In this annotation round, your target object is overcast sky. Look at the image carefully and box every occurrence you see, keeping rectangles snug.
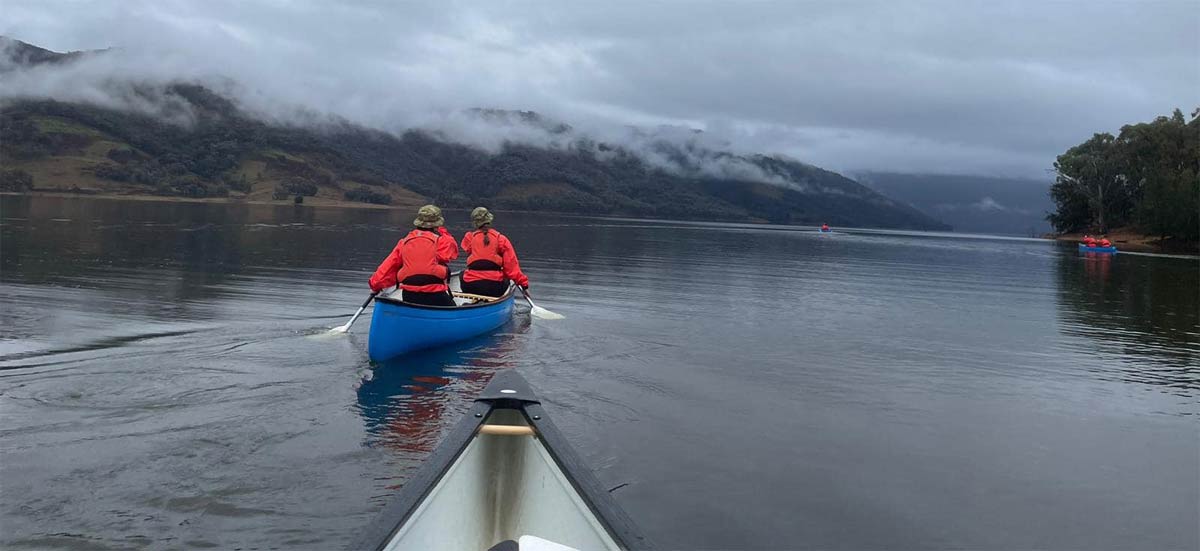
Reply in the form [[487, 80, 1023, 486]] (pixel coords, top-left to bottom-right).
[[3, 0, 1197, 178]]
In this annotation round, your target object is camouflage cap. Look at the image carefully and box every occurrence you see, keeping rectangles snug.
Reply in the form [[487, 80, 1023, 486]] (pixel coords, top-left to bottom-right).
[[413, 204, 444, 229], [470, 206, 494, 228]]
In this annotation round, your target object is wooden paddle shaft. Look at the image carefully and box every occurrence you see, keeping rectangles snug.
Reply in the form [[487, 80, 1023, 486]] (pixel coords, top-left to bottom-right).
[[478, 424, 535, 436]]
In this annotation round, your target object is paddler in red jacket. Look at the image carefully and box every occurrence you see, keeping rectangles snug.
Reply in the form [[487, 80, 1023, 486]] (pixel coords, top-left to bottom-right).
[[459, 207, 529, 298], [368, 205, 459, 306]]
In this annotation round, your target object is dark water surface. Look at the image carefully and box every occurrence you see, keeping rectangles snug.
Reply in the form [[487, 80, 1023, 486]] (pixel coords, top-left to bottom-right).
[[1, 196, 1197, 550]]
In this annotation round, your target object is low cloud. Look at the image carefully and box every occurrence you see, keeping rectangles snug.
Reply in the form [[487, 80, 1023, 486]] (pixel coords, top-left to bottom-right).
[[2, 1, 1195, 180], [935, 196, 1040, 215], [0, 43, 817, 187], [973, 197, 1006, 212]]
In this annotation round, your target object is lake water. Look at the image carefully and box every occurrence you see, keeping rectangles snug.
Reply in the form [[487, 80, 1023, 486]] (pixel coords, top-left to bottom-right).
[[1, 195, 1197, 550]]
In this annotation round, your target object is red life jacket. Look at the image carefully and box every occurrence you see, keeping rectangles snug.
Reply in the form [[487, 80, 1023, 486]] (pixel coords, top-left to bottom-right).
[[465, 229, 505, 282], [397, 230, 449, 292]]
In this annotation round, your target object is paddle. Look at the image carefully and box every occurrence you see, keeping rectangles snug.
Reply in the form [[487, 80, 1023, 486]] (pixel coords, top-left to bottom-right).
[[329, 291, 378, 334], [520, 287, 564, 320]]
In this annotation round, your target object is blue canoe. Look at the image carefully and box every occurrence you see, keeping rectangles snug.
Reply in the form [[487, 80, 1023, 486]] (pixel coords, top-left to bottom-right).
[[817, 228, 833, 233], [1079, 244, 1118, 254], [367, 273, 516, 362]]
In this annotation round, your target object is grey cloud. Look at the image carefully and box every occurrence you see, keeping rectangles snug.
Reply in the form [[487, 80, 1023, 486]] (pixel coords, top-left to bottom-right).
[[2, 0, 1195, 179]]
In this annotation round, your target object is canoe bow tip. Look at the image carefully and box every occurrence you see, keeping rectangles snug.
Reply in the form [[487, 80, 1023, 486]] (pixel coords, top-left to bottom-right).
[[477, 370, 540, 406]]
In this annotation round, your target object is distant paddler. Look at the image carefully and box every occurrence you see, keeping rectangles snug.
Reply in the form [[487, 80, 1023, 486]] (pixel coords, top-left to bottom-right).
[[821, 223, 830, 232], [459, 207, 530, 298], [368, 204, 460, 306]]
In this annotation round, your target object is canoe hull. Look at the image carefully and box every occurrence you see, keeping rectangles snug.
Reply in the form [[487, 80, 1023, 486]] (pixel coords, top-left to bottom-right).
[[1078, 244, 1117, 254], [367, 285, 515, 362], [351, 371, 649, 550]]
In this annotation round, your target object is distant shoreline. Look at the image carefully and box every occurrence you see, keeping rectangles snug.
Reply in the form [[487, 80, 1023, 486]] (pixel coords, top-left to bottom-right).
[[1, 189, 417, 210], [1044, 228, 1197, 254], [0, 190, 780, 227], [22, 191, 1186, 250]]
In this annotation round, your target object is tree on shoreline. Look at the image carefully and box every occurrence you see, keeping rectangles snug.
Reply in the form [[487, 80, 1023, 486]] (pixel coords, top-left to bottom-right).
[[1049, 133, 1129, 233], [1047, 108, 1199, 242]]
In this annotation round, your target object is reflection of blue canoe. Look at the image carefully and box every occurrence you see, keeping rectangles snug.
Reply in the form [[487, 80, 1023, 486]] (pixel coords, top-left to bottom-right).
[[1078, 244, 1117, 254], [368, 274, 516, 362], [357, 334, 521, 455], [351, 370, 648, 550]]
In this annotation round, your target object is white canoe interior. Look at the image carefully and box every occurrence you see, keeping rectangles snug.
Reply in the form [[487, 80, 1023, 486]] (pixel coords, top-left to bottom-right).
[[383, 409, 622, 551]]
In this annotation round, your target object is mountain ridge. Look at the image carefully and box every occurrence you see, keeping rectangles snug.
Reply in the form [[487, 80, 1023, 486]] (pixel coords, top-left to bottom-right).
[[0, 36, 102, 71], [0, 37, 950, 230], [857, 172, 1052, 235]]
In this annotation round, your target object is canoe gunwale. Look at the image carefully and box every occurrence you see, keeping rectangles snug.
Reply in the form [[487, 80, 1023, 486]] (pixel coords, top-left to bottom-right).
[[350, 399, 489, 551], [366, 273, 517, 360], [374, 289, 516, 311], [524, 400, 649, 549], [349, 371, 651, 550], [369, 271, 511, 309]]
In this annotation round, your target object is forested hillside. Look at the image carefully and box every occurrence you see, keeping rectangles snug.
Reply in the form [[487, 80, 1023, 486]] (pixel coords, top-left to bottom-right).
[[0, 37, 949, 229]]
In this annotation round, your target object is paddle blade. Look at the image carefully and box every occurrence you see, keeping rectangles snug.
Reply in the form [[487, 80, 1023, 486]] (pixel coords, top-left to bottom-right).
[[327, 298, 374, 335], [530, 305, 564, 320]]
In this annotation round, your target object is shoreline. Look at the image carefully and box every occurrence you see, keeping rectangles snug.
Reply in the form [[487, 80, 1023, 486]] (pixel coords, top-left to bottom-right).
[[0, 190, 857, 229], [0, 190, 421, 211], [1044, 228, 1197, 254], [11, 192, 1186, 251]]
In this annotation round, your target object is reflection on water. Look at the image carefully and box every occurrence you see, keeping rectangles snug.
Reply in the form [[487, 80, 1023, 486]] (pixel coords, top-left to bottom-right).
[[1057, 251, 1200, 394], [1, 196, 410, 294], [356, 328, 526, 460], [1, 196, 1197, 550]]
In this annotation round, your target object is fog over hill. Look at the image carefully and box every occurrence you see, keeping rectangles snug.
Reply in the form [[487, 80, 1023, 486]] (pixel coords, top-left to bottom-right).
[[3, 0, 1191, 233], [0, 38, 948, 230], [857, 173, 1055, 236], [4, 2, 1194, 179]]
